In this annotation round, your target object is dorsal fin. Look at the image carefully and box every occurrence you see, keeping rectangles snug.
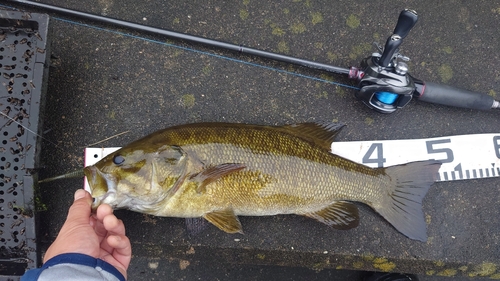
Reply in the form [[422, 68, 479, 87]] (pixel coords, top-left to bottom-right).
[[281, 122, 345, 151]]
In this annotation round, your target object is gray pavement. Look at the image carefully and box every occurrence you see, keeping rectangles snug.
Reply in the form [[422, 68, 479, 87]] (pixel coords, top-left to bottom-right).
[[2, 0, 499, 280]]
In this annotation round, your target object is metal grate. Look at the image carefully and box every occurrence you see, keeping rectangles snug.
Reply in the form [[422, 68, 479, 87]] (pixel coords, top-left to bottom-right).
[[0, 10, 49, 278]]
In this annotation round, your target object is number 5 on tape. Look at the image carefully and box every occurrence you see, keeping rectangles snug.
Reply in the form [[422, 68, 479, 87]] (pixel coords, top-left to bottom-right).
[[331, 134, 500, 182]]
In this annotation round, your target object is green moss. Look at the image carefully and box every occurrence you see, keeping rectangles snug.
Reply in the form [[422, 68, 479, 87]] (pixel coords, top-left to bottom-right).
[[316, 91, 328, 99], [437, 269, 457, 277], [283, 8, 290, 14], [181, 94, 195, 108], [336, 86, 346, 98], [290, 22, 307, 34], [373, 258, 396, 272], [327, 51, 338, 62], [240, 9, 249, 20], [242, 0, 250, 5], [173, 18, 180, 24], [346, 14, 360, 29], [362, 254, 374, 261], [107, 110, 116, 120], [442, 46, 453, 54], [468, 262, 497, 277], [488, 89, 497, 98], [425, 214, 432, 225], [319, 74, 334, 82], [426, 270, 436, 276], [312, 262, 325, 271], [277, 41, 290, 53], [202, 65, 213, 75], [434, 260, 445, 267], [364, 117, 374, 125], [490, 273, 500, 279], [352, 261, 364, 269], [438, 64, 453, 83], [34, 188, 48, 212], [349, 43, 371, 60], [272, 27, 286, 36], [310, 12, 323, 25]]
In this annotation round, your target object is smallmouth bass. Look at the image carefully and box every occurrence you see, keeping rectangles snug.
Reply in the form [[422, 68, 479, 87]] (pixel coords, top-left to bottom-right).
[[84, 122, 441, 241]]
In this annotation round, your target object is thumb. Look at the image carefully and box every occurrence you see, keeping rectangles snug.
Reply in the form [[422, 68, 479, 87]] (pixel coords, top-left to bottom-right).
[[65, 189, 92, 224]]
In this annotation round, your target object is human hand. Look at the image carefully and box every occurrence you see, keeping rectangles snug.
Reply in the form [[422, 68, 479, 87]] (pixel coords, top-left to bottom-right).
[[43, 189, 131, 279]]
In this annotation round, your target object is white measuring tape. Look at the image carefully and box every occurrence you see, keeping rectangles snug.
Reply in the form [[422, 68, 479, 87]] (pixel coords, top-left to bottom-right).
[[331, 133, 500, 181], [84, 133, 500, 191]]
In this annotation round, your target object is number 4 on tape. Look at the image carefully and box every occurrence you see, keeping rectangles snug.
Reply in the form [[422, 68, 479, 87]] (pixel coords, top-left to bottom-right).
[[331, 134, 500, 182]]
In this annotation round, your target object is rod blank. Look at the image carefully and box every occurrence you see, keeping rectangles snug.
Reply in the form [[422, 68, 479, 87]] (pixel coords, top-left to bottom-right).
[[9, 0, 350, 75]]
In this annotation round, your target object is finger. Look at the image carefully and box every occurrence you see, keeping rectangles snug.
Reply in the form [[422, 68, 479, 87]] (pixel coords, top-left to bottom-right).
[[92, 218, 108, 243], [64, 189, 93, 226], [94, 204, 113, 238], [106, 234, 132, 268], [96, 204, 113, 221], [103, 214, 126, 236], [107, 235, 132, 255]]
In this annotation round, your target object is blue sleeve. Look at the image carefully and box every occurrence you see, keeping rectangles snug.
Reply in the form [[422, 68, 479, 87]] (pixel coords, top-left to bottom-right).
[[21, 253, 125, 281]]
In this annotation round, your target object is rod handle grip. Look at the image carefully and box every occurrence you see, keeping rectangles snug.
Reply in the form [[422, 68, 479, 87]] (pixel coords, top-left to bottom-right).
[[415, 81, 495, 110]]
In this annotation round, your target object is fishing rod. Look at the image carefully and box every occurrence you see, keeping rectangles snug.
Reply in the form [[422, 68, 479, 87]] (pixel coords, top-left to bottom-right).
[[6, 1, 500, 114]]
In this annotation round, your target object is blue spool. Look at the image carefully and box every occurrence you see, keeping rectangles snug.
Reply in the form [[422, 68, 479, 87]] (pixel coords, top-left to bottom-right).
[[374, 91, 399, 105]]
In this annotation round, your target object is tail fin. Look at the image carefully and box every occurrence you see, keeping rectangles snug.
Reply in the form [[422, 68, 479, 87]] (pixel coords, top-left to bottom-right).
[[373, 160, 441, 242]]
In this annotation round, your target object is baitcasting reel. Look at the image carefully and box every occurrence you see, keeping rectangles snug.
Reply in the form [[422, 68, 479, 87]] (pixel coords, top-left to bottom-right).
[[350, 9, 418, 114], [349, 9, 499, 113]]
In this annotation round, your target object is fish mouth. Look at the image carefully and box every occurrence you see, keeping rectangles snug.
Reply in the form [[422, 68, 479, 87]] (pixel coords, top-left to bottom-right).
[[83, 166, 118, 209]]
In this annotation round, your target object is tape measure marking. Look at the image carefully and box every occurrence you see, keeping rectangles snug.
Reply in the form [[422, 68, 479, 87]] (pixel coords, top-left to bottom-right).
[[331, 133, 500, 181]]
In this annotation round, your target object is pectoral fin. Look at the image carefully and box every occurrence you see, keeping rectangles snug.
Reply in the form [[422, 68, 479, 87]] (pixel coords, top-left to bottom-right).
[[192, 163, 246, 193], [304, 201, 359, 230], [203, 209, 243, 234]]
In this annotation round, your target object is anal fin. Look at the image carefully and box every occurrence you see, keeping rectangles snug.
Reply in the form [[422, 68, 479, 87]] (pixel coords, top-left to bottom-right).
[[203, 209, 243, 234], [304, 201, 359, 230]]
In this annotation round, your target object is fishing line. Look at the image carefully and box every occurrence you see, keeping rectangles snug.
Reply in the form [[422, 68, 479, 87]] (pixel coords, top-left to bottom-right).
[[0, 3, 359, 91], [0, 111, 59, 146], [55, 17, 359, 90]]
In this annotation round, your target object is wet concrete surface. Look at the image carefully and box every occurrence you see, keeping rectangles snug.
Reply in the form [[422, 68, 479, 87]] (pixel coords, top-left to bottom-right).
[[2, 0, 499, 280]]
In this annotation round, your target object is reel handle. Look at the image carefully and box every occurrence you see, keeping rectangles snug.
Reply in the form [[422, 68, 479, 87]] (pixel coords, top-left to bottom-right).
[[378, 9, 418, 67], [378, 35, 403, 67], [393, 9, 418, 39]]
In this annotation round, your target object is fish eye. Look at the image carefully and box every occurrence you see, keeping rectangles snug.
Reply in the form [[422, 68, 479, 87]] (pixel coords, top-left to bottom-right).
[[113, 154, 125, 165]]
